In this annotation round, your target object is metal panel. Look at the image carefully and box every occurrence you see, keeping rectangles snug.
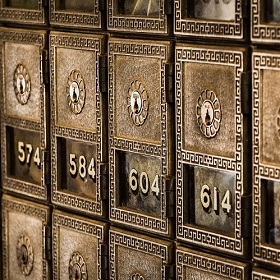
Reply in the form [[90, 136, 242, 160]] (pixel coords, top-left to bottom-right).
[[253, 50, 280, 267], [176, 44, 250, 257], [2, 195, 50, 279], [50, 31, 108, 217], [0, 0, 47, 25], [109, 227, 173, 279], [108, 38, 174, 236], [52, 210, 108, 279], [0, 28, 49, 200], [177, 246, 250, 279], [174, 0, 246, 39], [50, 0, 103, 29], [107, 0, 169, 34], [252, 268, 280, 280]]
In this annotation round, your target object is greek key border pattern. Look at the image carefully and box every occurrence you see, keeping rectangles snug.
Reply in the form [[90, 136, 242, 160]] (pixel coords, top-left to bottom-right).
[[251, 0, 280, 43], [252, 270, 280, 280], [52, 212, 104, 279], [50, 33, 104, 217], [2, 196, 48, 279], [176, 248, 246, 280], [176, 46, 244, 254], [174, 0, 243, 38], [108, 0, 167, 33], [109, 229, 169, 279], [50, 0, 101, 28], [108, 40, 170, 235], [0, 29, 47, 200], [253, 52, 280, 265], [0, 1, 45, 24]]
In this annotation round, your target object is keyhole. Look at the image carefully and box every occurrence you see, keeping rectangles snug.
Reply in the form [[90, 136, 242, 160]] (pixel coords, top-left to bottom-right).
[[72, 87, 77, 103], [134, 96, 139, 113], [19, 80, 24, 94], [20, 245, 28, 265], [205, 109, 211, 125], [75, 269, 79, 280]]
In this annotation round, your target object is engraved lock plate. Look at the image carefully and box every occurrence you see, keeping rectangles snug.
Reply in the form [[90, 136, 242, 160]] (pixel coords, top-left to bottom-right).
[[52, 210, 107, 279], [174, 0, 246, 39], [50, 31, 107, 217], [177, 246, 249, 280], [50, 0, 103, 29], [251, 0, 280, 43], [108, 38, 174, 236], [0, 0, 47, 25], [0, 28, 49, 200], [2, 195, 50, 279], [107, 0, 169, 34], [109, 227, 173, 280], [252, 51, 280, 267], [252, 268, 280, 280], [176, 44, 250, 256]]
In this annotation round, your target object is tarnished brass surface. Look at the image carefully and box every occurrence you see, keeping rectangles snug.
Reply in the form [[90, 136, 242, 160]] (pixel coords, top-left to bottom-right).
[[252, 268, 280, 280]]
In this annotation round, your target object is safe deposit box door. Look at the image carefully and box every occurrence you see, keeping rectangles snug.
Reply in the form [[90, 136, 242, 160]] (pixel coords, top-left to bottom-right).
[[2, 195, 51, 279], [52, 210, 108, 279], [252, 51, 280, 267], [177, 246, 250, 279], [176, 44, 251, 257], [252, 268, 280, 280], [0, 0, 47, 25], [0, 28, 49, 200], [109, 228, 173, 279], [107, 0, 170, 34], [109, 38, 174, 236], [251, 0, 280, 43], [50, 0, 104, 30], [174, 0, 248, 39], [50, 31, 107, 217]]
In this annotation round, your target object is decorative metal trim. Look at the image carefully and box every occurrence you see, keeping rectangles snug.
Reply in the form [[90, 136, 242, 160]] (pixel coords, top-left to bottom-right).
[[131, 273, 145, 280], [69, 252, 88, 280], [14, 64, 31, 105]]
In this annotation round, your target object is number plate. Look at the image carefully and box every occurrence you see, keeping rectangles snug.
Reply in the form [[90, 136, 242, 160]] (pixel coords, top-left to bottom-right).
[[109, 38, 174, 236], [109, 228, 173, 279], [50, 0, 102, 29], [0, 0, 47, 24], [252, 0, 280, 43], [176, 44, 250, 256], [2, 195, 50, 279], [253, 51, 280, 267], [252, 268, 280, 280], [52, 210, 107, 279], [0, 28, 48, 200], [50, 31, 107, 217], [177, 246, 249, 279], [108, 0, 169, 34], [174, 0, 246, 39]]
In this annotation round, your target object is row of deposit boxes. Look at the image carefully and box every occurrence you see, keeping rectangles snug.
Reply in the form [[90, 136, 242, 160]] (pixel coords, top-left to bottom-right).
[[1, 24, 280, 278], [2, 0, 280, 43]]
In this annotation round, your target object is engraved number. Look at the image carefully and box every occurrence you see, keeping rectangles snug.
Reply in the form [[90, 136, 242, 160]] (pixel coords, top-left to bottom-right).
[[17, 141, 40, 168], [88, 158, 96, 181], [18, 141, 25, 163], [200, 185, 232, 214], [33, 147, 41, 167], [129, 169, 160, 198], [78, 155, 87, 179]]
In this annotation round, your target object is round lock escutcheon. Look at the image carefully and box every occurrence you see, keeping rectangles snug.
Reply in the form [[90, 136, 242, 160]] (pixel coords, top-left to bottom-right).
[[66, 69, 86, 114], [127, 79, 149, 126], [131, 273, 145, 280], [69, 252, 88, 280], [14, 64, 31, 105], [16, 235, 34, 276], [196, 89, 222, 138]]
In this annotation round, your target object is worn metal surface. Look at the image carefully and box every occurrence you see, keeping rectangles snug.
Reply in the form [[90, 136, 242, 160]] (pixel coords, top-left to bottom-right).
[[2, 195, 50, 279], [0, 28, 49, 200], [253, 51, 280, 267], [109, 38, 174, 236], [50, 31, 107, 217], [176, 44, 250, 256], [252, 268, 280, 280], [52, 210, 107, 280]]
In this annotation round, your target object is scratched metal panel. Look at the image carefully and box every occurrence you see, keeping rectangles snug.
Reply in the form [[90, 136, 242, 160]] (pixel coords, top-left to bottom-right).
[[108, 38, 174, 236], [52, 210, 107, 280], [0, 0, 47, 25], [50, 31, 107, 217], [177, 246, 250, 280], [107, 0, 169, 34], [253, 51, 280, 267], [251, 0, 280, 44], [109, 227, 173, 279], [50, 0, 103, 29], [0, 28, 49, 200], [252, 268, 280, 280], [176, 44, 250, 257], [174, 0, 246, 39], [2, 195, 50, 279]]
